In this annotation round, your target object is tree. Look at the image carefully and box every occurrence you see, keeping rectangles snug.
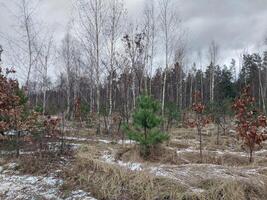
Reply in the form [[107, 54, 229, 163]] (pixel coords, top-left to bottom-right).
[[186, 91, 210, 163], [4, 0, 45, 89], [105, 0, 125, 134], [165, 102, 181, 131], [124, 95, 169, 157], [233, 86, 267, 162], [0, 66, 40, 157], [60, 32, 74, 118], [36, 34, 54, 115], [143, 0, 156, 95], [158, 0, 180, 126], [208, 40, 219, 103], [122, 30, 145, 110], [77, 0, 107, 134], [206, 99, 233, 145]]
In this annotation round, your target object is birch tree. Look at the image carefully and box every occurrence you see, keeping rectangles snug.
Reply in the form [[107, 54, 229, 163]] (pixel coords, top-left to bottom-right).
[[104, 0, 125, 133], [35, 34, 54, 115], [60, 32, 74, 118], [122, 28, 145, 109], [14, 0, 42, 88], [143, 0, 157, 95], [77, 0, 107, 133], [158, 0, 180, 125], [208, 40, 219, 103]]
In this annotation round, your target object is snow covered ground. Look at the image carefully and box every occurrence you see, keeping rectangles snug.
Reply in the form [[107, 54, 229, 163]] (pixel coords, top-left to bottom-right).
[[99, 148, 267, 193], [0, 163, 97, 200], [1, 134, 267, 199]]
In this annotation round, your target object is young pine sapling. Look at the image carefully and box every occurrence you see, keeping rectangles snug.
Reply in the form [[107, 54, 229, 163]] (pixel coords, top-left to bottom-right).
[[124, 95, 169, 157]]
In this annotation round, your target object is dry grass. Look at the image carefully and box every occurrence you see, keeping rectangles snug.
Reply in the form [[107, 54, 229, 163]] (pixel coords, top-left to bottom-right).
[[62, 152, 187, 200], [116, 145, 187, 165], [63, 146, 267, 200], [196, 179, 267, 200], [16, 151, 74, 175], [179, 178, 267, 200]]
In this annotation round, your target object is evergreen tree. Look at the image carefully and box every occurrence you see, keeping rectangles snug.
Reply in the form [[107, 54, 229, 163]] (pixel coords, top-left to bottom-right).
[[124, 95, 169, 157]]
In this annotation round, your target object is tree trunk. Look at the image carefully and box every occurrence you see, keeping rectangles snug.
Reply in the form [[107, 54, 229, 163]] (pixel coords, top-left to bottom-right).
[[16, 131, 21, 158], [132, 71, 136, 109], [198, 126, 203, 163], [210, 63, 214, 103], [249, 148, 253, 163], [258, 67, 266, 113], [189, 74, 193, 106], [161, 70, 167, 129], [216, 124, 220, 145]]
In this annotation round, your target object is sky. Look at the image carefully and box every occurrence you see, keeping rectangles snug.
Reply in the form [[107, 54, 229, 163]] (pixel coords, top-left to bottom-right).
[[0, 0, 267, 80]]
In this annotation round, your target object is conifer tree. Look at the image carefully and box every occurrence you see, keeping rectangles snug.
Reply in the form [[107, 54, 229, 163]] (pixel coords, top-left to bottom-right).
[[125, 95, 169, 157]]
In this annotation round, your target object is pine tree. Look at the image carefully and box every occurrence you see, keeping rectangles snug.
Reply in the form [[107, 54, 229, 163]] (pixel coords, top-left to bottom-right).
[[124, 95, 169, 157]]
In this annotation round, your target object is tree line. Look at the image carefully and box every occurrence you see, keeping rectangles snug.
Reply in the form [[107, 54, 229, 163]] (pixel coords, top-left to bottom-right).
[[1, 0, 267, 132]]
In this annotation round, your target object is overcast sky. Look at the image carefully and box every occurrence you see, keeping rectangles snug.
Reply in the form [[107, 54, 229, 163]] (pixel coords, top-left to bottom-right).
[[1, 0, 267, 75]]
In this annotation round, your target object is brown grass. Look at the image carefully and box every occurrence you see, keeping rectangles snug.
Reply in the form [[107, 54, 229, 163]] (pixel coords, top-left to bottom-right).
[[62, 153, 187, 200], [17, 151, 73, 175], [198, 179, 267, 200], [116, 145, 186, 165]]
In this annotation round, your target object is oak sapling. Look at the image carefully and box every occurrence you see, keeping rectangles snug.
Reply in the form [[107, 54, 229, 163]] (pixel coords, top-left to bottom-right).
[[0, 66, 61, 156], [186, 91, 210, 163], [206, 99, 233, 145], [233, 86, 267, 162]]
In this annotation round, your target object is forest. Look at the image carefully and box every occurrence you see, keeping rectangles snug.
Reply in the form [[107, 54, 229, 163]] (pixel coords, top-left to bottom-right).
[[1, 0, 267, 200]]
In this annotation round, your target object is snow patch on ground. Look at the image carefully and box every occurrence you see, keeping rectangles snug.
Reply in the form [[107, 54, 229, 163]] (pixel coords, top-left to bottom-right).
[[117, 140, 136, 144], [64, 136, 137, 145], [0, 174, 63, 200], [101, 151, 142, 171], [0, 164, 97, 200], [65, 190, 97, 200], [63, 137, 112, 144]]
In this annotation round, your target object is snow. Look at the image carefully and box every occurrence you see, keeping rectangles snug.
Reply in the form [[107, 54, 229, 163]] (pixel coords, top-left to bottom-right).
[[97, 139, 112, 144], [63, 137, 112, 144], [64, 136, 89, 142], [117, 161, 142, 171], [0, 174, 62, 200], [101, 151, 142, 171], [3, 130, 30, 136], [117, 140, 136, 144], [190, 187, 205, 193], [65, 190, 97, 200], [0, 164, 98, 200], [64, 136, 137, 145]]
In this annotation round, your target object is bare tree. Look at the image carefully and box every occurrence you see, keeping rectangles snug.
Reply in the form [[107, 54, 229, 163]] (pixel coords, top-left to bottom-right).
[[60, 32, 74, 118], [122, 27, 145, 109], [104, 0, 125, 133], [158, 0, 180, 125], [197, 50, 204, 102], [16, 0, 42, 88], [77, 0, 107, 133], [34, 33, 54, 115], [208, 40, 219, 103], [174, 39, 186, 110], [143, 0, 157, 95]]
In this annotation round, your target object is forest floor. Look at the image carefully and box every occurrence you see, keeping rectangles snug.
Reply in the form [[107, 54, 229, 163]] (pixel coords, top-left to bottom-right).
[[1, 124, 267, 200]]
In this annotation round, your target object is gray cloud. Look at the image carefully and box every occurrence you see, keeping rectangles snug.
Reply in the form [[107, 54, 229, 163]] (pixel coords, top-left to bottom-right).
[[1, 0, 267, 69], [178, 0, 267, 65]]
